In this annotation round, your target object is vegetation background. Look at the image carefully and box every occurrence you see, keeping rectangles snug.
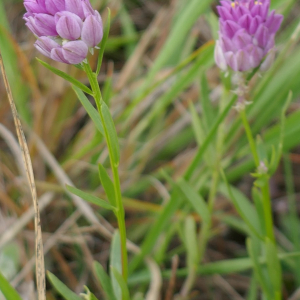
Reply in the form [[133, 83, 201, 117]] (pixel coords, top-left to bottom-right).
[[1, 0, 300, 299]]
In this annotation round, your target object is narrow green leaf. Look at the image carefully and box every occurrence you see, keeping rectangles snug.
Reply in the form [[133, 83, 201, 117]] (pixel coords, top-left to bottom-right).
[[72, 85, 104, 135], [110, 231, 122, 300], [66, 185, 115, 211], [129, 188, 183, 273], [219, 176, 263, 240], [200, 72, 215, 131], [128, 251, 300, 285], [101, 102, 120, 165], [184, 216, 199, 271], [0, 271, 22, 300], [37, 59, 93, 95], [94, 262, 117, 300], [265, 239, 282, 295], [97, 8, 111, 75], [177, 178, 210, 225], [247, 239, 272, 299], [189, 102, 206, 147], [111, 267, 131, 300], [47, 271, 82, 300], [98, 164, 116, 207]]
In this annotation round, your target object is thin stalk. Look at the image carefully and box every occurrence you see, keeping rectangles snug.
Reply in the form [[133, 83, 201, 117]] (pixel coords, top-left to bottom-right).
[[261, 181, 275, 243], [239, 109, 259, 167], [83, 62, 128, 282], [239, 108, 275, 245]]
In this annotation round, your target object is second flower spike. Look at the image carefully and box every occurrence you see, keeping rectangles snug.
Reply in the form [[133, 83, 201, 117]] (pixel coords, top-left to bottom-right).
[[214, 0, 283, 72]]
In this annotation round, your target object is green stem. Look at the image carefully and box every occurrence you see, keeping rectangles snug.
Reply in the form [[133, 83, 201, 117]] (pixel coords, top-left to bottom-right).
[[240, 108, 275, 244], [239, 109, 259, 167], [261, 180, 275, 243], [83, 62, 128, 282]]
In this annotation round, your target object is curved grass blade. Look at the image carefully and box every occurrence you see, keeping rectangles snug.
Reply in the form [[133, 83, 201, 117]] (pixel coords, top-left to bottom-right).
[[66, 185, 115, 211], [47, 271, 81, 300], [0, 271, 22, 300]]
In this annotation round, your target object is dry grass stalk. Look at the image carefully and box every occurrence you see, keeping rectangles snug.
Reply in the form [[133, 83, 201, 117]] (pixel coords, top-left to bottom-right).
[[0, 52, 46, 300]]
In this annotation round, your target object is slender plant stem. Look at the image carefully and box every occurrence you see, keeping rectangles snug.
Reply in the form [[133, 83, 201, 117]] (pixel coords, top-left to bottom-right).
[[240, 108, 275, 244], [240, 109, 259, 167], [261, 181, 275, 243], [83, 62, 128, 282]]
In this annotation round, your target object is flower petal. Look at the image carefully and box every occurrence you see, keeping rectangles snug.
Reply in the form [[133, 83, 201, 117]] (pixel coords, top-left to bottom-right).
[[45, 0, 65, 15], [56, 15, 82, 40], [51, 47, 70, 63], [81, 15, 103, 47], [35, 14, 58, 36], [35, 36, 60, 57], [214, 40, 227, 71], [65, 0, 84, 19], [62, 40, 88, 64]]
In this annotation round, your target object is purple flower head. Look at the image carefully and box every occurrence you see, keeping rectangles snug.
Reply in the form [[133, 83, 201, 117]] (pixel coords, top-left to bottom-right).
[[24, 0, 103, 64], [215, 0, 283, 72]]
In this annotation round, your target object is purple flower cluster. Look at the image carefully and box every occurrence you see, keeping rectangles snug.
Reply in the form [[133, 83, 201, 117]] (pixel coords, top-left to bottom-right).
[[24, 0, 103, 64], [215, 0, 283, 72]]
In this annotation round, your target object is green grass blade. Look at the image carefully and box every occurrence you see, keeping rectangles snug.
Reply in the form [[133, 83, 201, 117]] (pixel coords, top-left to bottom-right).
[[129, 188, 183, 273], [111, 267, 131, 300], [47, 271, 82, 300], [0, 271, 22, 300], [94, 262, 117, 300], [66, 185, 115, 210], [177, 178, 210, 225]]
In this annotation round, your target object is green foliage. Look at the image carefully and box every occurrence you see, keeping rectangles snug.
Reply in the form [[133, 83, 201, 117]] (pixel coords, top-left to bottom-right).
[[47, 271, 82, 300], [66, 184, 115, 211], [94, 262, 117, 300], [0, 271, 22, 300], [110, 231, 122, 300], [98, 164, 117, 207]]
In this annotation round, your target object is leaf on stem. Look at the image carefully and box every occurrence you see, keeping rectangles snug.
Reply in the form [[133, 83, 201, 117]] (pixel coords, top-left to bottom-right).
[[98, 164, 117, 207], [110, 231, 122, 300], [72, 85, 104, 135], [101, 102, 120, 165], [37, 59, 93, 95], [66, 185, 115, 211]]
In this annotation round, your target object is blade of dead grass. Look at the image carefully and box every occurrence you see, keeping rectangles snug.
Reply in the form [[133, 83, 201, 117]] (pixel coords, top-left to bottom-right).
[[0, 52, 46, 299]]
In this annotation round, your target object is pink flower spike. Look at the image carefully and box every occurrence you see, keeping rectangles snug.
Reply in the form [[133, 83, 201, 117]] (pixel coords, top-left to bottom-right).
[[215, 0, 283, 72]]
